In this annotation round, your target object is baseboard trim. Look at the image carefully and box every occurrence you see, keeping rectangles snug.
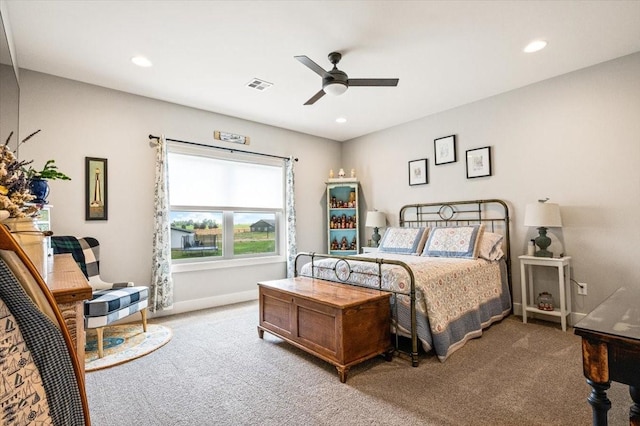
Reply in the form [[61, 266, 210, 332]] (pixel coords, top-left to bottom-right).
[[148, 289, 259, 319]]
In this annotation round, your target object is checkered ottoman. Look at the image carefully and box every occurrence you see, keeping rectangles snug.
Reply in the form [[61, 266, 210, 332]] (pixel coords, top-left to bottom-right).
[[85, 286, 149, 329]]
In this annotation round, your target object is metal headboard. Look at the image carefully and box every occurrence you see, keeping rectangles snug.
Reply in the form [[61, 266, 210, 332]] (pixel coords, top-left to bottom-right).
[[399, 199, 512, 295]]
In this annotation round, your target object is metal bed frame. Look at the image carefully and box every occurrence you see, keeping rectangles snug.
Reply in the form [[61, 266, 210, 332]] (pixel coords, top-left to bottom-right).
[[399, 199, 512, 293], [295, 199, 512, 367]]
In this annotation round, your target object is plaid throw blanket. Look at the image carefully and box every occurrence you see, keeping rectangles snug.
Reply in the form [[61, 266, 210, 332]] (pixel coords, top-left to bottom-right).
[[51, 236, 88, 277]]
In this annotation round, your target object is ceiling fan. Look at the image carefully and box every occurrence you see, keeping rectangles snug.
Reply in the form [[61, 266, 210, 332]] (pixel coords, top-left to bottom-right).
[[294, 52, 399, 105]]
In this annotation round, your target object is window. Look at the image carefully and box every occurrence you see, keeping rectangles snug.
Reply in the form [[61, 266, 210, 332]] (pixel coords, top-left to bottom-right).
[[168, 143, 284, 262]]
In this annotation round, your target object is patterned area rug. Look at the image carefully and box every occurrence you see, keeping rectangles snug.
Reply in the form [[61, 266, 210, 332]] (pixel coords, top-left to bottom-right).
[[85, 324, 172, 372]]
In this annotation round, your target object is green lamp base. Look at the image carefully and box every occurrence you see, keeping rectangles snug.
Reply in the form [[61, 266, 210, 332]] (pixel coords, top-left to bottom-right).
[[371, 228, 381, 247], [534, 227, 553, 257], [534, 249, 553, 258]]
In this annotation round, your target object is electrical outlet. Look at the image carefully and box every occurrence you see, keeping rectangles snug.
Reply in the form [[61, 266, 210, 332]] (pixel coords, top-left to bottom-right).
[[578, 282, 588, 295]]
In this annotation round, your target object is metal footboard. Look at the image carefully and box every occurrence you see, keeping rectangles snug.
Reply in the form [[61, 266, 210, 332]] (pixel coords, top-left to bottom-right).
[[295, 252, 420, 367]]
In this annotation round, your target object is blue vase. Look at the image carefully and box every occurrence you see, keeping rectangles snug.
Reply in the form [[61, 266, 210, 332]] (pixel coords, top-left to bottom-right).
[[29, 178, 50, 204]]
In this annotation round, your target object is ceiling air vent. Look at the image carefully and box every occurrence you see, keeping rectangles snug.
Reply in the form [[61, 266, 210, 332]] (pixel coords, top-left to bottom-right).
[[246, 78, 273, 91]]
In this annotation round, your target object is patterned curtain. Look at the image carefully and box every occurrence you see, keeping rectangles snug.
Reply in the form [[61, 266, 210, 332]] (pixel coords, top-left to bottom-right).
[[285, 157, 297, 278], [150, 135, 174, 312]]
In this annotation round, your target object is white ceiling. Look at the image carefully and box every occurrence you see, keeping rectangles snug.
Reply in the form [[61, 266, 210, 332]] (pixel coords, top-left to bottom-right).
[[5, 0, 640, 142]]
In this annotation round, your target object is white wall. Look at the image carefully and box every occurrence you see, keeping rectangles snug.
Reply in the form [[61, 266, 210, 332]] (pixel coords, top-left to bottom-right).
[[18, 70, 340, 314], [17, 52, 640, 318], [343, 52, 640, 315]]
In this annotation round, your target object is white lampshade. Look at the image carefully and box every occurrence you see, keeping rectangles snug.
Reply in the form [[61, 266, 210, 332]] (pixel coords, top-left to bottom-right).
[[324, 81, 348, 96], [524, 202, 562, 227], [365, 211, 386, 228]]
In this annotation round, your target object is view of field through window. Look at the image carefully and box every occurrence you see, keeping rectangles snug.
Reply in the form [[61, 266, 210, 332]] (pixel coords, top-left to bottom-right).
[[170, 211, 276, 259]]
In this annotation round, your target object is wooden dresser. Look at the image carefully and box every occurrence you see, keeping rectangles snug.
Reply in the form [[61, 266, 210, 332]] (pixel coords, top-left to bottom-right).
[[46, 253, 92, 375], [258, 277, 392, 383]]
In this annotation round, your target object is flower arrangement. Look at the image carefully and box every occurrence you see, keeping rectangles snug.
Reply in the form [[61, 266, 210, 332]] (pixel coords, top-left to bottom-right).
[[0, 130, 42, 218]]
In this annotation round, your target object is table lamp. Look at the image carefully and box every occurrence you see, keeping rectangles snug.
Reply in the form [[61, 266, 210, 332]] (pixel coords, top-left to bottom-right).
[[365, 211, 386, 247], [524, 200, 562, 257]]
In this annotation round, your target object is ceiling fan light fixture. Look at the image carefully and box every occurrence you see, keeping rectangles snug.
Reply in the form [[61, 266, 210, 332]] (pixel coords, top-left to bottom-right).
[[324, 81, 348, 96], [295, 52, 398, 105]]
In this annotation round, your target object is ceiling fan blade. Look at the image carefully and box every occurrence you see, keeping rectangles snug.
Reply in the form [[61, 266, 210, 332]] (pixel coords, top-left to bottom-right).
[[348, 78, 399, 87], [304, 89, 326, 105], [295, 55, 330, 79]]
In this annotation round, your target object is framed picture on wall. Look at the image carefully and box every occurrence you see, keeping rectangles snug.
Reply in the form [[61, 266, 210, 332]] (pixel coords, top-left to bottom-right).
[[434, 135, 456, 165], [85, 157, 108, 220], [465, 146, 492, 178], [408, 158, 428, 186]]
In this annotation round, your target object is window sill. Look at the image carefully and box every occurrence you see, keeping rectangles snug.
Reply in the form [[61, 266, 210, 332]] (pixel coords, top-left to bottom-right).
[[171, 255, 286, 274]]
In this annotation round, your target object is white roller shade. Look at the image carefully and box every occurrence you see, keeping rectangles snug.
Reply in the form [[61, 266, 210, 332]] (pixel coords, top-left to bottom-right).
[[168, 152, 283, 209]]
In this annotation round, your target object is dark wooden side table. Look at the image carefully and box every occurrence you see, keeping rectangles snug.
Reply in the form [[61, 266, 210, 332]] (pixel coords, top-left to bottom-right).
[[574, 287, 640, 426]]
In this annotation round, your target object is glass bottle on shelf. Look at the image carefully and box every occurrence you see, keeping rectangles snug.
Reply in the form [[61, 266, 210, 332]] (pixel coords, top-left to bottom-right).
[[537, 292, 554, 311]]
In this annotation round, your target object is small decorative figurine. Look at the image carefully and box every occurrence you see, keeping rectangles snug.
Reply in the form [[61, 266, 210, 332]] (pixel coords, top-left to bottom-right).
[[341, 236, 348, 250], [351, 169, 356, 178], [338, 168, 345, 178], [332, 237, 339, 250], [329, 169, 334, 179]]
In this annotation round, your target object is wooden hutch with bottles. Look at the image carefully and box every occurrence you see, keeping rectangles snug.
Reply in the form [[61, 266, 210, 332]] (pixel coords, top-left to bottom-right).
[[327, 179, 359, 255]]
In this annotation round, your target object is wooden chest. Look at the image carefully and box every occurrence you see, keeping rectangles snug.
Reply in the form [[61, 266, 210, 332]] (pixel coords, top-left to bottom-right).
[[257, 277, 392, 383]]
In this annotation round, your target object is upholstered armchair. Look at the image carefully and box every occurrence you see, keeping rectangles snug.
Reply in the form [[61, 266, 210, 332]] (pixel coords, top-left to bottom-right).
[[51, 236, 149, 358], [0, 224, 90, 425]]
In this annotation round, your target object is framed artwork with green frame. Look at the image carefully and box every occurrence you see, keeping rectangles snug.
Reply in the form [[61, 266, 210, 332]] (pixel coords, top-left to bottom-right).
[[85, 157, 108, 220]]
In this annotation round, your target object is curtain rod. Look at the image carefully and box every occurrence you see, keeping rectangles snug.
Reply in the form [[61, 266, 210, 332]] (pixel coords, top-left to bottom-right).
[[148, 134, 298, 162]]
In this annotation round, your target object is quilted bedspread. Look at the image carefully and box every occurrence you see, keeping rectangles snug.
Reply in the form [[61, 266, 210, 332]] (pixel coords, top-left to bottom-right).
[[299, 253, 511, 361]]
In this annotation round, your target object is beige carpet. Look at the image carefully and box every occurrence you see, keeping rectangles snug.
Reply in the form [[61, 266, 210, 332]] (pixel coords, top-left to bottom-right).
[[85, 301, 632, 425]]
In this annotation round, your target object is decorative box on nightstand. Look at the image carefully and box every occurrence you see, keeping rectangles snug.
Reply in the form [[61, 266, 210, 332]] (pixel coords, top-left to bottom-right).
[[361, 246, 378, 254], [519, 255, 572, 331]]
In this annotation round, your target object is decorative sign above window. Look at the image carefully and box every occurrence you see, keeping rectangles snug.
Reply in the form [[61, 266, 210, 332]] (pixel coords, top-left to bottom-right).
[[214, 130, 250, 145]]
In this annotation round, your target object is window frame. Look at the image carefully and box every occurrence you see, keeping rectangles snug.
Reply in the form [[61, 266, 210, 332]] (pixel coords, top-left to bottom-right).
[[167, 143, 286, 267]]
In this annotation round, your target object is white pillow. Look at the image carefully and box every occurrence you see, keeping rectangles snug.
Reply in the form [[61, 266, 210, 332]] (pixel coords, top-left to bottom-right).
[[477, 232, 504, 261], [422, 224, 484, 259]]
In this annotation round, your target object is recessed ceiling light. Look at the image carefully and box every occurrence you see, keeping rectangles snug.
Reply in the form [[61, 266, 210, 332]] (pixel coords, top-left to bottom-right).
[[523, 40, 547, 53], [131, 56, 153, 67], [336, 117, 347, 124]]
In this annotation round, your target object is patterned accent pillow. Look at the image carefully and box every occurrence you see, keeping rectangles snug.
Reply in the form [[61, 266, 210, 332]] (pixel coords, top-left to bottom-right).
[[0, 298, 52, 425], [0, 257, 86, 425], [422, 224, 484, 259], [477, 232, 504, 261], [378, 227, 428, 254]]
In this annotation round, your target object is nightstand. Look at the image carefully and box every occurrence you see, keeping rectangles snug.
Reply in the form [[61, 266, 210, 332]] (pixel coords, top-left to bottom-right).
[[519, 255, 572, 331], [361, 246, 379, 254]]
